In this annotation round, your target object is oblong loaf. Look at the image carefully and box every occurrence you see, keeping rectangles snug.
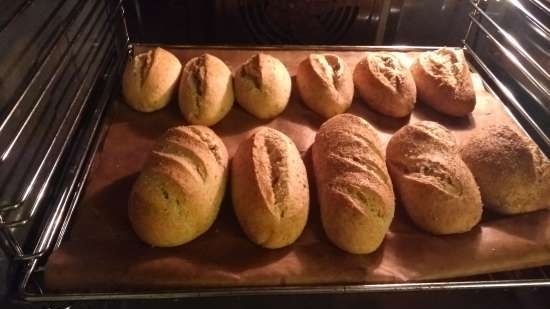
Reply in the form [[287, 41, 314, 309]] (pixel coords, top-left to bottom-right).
[[353, 52, 416, 118], [460, 124, 550, 214], [179, 54, 234, 126], [234, 53, 291, 119], [129, 125, 229, 247], [231, 127, 309, 249], [296, 54, 354, 118], [122, 47, 182, 112], [312, 114, 395, 254], [411, 48, 475, 117], [386, 121, 482, 235]]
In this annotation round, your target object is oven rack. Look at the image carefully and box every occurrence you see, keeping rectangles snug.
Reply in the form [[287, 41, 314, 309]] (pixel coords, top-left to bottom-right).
[[0, 0, 546, 303]]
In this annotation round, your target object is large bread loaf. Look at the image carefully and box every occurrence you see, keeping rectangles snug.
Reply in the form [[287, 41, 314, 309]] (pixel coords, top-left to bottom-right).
[[312, 114, 395, 254], [231, 127, 309, 249], [386, 121, 482, 234], [128, 125, 228, 247]]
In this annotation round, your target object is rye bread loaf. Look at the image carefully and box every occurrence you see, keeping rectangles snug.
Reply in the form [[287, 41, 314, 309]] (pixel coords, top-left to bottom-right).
[[231, 127, 309, 248], [128, 125, 228, 247], [312, 114, 395, 254], [461, 124, 550, 214], [411, 48, 475, 117], [296, 54, 354, 118], [386, 121, 482, 234], [122, 47, 182, 112]]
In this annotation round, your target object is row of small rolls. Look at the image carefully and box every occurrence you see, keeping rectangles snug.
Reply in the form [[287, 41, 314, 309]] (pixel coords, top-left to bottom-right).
[[128, 114, 550, 254], [122, 47, 477, 124]]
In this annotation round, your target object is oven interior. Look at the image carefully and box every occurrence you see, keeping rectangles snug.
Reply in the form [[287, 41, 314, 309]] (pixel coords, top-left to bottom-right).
[[0, 0, 548, 304]]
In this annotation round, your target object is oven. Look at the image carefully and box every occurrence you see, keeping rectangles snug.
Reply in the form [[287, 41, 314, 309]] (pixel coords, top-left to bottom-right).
[[0, 0, 549, 307]]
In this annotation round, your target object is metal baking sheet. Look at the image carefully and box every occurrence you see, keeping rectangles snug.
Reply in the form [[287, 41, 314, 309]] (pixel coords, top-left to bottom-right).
[[24, 45, 550, 301]]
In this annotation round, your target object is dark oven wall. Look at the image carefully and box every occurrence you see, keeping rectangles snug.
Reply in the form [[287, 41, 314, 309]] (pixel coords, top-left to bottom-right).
[[124, 0, 471, 46]]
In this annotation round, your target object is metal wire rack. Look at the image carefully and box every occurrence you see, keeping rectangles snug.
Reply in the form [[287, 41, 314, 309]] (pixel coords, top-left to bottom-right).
[[0, 0, 547, 303], [0, 0, 128, 262]]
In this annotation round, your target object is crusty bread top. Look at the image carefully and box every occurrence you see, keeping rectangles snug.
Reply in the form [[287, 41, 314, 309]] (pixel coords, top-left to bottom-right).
[[386, 121, 465, 196], [418, 48, 467, 89], [365, 53, 409, 93], [308, 54, 347, 89], [461, 124, 549, 182], [152, 125, 228, 173], [316, 114, 391, 190], [238, 53, 289, 91]]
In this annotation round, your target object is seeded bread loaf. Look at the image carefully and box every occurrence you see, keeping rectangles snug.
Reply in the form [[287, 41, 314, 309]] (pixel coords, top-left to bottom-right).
[[386, 121, 482, 234], [461, 125, 550, 214], [231, 127, 309, 249], [128, 125, 228, 247], [122, 47, 182, 112], [353, 53, 416, 118], [411, 48, 475, 117], [312, 114, 395, 254], [234, 53, 291, 119], [179, 54, 234, 126], [296, 54, 354, 118]]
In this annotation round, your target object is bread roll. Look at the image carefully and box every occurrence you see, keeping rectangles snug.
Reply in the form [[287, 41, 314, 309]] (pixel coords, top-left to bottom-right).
[[122, 47, 182, 112], [296, 54, 354, 118], [231, 127, 309, 248], [353, 53, 416, 117], [461, 125, 550, 214], [128, 125, 228, 247], [411, 48, 475, 116], [312, 114, 395, 254], [386, 121, 482, 234], [234, 53, 291, 119], [179, 54, 234, 126]]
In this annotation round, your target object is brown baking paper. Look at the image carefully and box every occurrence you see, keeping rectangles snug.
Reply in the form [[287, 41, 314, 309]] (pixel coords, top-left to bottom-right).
[[45, 47, 550, 292]]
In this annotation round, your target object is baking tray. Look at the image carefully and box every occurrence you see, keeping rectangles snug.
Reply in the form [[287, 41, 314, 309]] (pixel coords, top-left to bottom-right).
[[19, 45, 550, 301]]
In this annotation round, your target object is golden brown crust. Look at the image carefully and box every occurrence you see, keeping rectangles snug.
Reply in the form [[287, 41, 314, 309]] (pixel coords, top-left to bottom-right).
[[179, 54, 234, 126], [234, 53, 291, 119], [353, 53, 416, 118], [411, 48, 475, 117], [460, 125, 550, 214], [312, 114, 395, 254], [296, 54, 354, 118], [386, 121, 482, 235], [128, 125, 228, 247], [122, 47, 182, 112], [231, 127, 309, 248]]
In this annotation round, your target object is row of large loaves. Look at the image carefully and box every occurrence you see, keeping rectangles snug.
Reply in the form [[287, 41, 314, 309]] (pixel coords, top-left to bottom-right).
[[122, 47, 477, 123], [128, 114, 549, 254]]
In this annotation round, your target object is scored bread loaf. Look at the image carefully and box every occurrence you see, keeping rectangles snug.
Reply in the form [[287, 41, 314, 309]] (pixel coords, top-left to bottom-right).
[[460, 124, 550, 214], [231, 127, 309, 249], [386, 121, 482, 235], [411, 48, 475, 117], [234, 53, 291, 119], [179, 54, 234, 126], [312, 114, 395, 254], [128, 125, 228, 247], [296, 54, 354, 118], [353, 52, 416, 118], [122, 47, 182, 112]]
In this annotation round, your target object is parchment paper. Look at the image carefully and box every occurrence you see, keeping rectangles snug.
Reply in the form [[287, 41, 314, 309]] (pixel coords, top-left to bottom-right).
[[45, 47, 550, 292]]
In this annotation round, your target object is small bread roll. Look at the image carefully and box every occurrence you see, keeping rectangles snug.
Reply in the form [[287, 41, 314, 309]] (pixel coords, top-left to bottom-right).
[[353, 53, 416, 117], [312, 114, 395, 254], [122, 47, 182, 112], [461, 125, 550, 214], [128, 126, 228, 247], [234, 53, 291, 119], [231, 127, 309, 249], [296, 54, 354, 118], [411, 48, 475, 116], [386, 121, 482, 235], [179, 54, 234, 126]]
